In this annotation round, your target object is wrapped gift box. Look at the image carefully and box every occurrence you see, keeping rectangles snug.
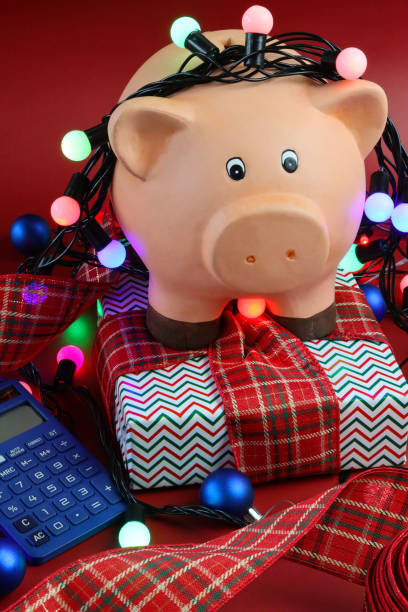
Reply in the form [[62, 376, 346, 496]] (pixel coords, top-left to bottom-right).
[[98, 271, 408, 490]]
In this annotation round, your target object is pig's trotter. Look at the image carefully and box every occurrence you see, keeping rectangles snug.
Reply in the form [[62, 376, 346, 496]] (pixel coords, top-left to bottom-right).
[[146, 304, 221, 350], [271, 302, 336, 340]]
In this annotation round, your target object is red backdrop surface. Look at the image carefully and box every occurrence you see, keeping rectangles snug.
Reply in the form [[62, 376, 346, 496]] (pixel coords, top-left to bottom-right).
[[1, 0, 408, 610]]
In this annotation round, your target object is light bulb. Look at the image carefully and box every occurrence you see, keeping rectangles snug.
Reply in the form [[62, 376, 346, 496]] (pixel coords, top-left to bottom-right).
[[391, 204, 408, 233], [400, 275, 408, 292], [97, 299, 103, 317], [237, 297, 266, 318], [51, 196, 81, 226], [359, 234, 369, 246], [364, 192, 394, 223], [339, 244, 363, 272], [242, 5, 273, 34], [61, 130, 92, 162], [97, 240, 126, 268], [57, 345, 84, 371], [170, 16, 201, 48], [118, 521, 151, 548], [18, 381, 32, 394], [335, 47, 367, 80]]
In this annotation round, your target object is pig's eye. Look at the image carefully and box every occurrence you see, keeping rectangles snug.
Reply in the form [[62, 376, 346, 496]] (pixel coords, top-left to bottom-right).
[[281, 150, 298, 173], [226, 157, 246, 180]]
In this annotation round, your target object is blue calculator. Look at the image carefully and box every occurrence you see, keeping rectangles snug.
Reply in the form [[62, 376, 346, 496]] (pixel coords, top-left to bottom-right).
[[0, 379, 127, 564]]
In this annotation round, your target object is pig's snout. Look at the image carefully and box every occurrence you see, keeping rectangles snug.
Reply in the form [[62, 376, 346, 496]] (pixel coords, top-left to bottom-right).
[[202, 196, 330, 294]]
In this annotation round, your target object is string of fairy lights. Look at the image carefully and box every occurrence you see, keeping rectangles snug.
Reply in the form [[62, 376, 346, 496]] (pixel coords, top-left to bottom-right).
[[8, 5, 408, 547]]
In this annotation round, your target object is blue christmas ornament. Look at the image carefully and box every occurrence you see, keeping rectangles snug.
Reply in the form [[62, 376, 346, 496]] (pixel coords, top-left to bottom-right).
[[10, 214, 51, 255], [359, 283, 387, 321], [0, 539, 26, 596], [200, 468, 254, 516]]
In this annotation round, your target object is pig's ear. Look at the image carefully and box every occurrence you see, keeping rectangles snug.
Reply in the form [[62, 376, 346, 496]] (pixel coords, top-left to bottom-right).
[[309, 79, 388, 158], [108, 97, 195, 179]]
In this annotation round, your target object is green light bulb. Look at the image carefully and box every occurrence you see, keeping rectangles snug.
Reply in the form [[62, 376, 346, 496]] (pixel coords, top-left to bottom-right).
[[97, 299, 103, 317], [170, 16, 201, 48], [61, 130, 92, 161], [118, 521, 151, 548], [339, 244, 363, 273]]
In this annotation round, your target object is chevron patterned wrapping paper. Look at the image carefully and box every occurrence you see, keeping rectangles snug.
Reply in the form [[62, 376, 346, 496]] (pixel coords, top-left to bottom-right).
[[100, 270, 408, 490]]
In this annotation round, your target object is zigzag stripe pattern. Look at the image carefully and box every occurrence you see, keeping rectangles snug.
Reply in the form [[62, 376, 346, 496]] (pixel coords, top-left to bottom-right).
[[104, 269, 408, 488], [114, 357, 235, 489], [305, 338, 408, 469]]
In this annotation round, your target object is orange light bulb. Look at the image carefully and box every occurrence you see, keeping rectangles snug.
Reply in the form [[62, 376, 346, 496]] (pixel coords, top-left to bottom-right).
[[237, 297, 266, 318]]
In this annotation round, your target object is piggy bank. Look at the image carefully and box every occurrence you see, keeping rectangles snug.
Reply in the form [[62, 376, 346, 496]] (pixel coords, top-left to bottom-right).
[[108, 30, 388, 349]]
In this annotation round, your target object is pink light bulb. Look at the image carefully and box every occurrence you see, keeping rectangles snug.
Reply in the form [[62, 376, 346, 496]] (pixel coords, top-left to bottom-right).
[[57, 345, 84, 371], [18, 381, 32, 394], [335, 47, 367, 80], [51, 196, 81, 226], [400, 275, 408, 292], [242, 5, 273, 34], [237, 297, 266, 318]]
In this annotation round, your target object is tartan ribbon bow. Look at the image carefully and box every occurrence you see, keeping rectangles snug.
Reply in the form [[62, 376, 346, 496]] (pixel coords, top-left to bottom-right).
[[6, 467, 408, 612]]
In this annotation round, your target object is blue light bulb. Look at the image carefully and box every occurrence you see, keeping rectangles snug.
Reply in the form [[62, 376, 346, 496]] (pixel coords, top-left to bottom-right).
[[359, 284, 387, 321], [391, 204, 408, 233], [97, 240, 126, 268], [364, 192, 394, 223]]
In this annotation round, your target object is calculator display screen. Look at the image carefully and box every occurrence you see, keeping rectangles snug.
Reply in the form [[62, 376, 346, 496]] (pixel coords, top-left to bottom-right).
[[0, 403, 44, 443]]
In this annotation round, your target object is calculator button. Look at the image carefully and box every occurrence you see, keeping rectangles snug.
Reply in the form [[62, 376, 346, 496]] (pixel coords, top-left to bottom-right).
[[0, 455, 6, 464], [13, 515, 38, 533], [91, 475, 122, 504], [72, 485, 94, 501], [60, 472, 81, 488], [28, 467, 50, 484], [44, 428, 63, 441], [1, 501, 24, 518], [0, 487, 11, 504], [16, 456, 38, 471], [53, 438, 75, 452], [27, 529, 49, 547], [8, 475, 31, 494], [46, 517, 69, 536], [21, 492, 44, 508], [26, 436, 44, 450], [0, 465, 19, 481], [78, 462, 100, 478], [85, 497, 107, 515], [67, 507, 89, 525], [35, 446, 57, 462], [66, 449, 87, 465], [40, 481, 63, 498], [48, 459, 68, 475], [7, 445, 26, 459], [53, 494, 75, 511], [34, 504, 56, 521]]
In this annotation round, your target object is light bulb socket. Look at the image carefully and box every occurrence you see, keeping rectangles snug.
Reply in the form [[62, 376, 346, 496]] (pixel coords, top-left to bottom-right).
[[54, 358, 76, 387], [85, 123, 108, 150], [125, 503, 145, 524], [245, 32, 266, 67], [81, 218, 111, 252], [64, 173, 90, 202], [184, 30, 219, 57], [369, 170, 390, 196], [320, 50, 340, 74], [355, 238, 387, 263], [398, 177, 408, 203]]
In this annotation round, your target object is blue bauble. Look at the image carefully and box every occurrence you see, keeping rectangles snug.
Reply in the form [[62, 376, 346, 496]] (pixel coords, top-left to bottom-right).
[[359, 283, 387, 322], [10, 214, 51, 255], [200, 468, 254, 516], [0, 539, 26, 596]]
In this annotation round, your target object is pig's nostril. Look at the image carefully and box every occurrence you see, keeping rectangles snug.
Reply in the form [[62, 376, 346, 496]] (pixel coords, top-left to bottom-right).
[[246, 255, 256, 264], [286, 249, 296, 261]]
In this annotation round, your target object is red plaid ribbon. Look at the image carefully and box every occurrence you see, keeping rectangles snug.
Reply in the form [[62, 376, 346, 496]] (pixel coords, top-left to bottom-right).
[[94, 283, 386, 482], [7, 467, 408, 611]]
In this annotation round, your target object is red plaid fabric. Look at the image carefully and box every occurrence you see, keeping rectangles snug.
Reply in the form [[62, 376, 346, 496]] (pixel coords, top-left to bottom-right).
[[94, 283, 386, 483], [7, 467, 408, 612]]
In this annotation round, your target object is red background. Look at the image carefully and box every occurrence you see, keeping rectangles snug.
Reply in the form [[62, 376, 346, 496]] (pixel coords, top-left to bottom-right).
[[1, 0, 408, 610]]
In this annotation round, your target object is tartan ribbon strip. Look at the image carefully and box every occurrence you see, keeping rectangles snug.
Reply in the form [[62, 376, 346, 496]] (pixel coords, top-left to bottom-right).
[[94, 283, 386, 482], [7, 467, 408, 612]]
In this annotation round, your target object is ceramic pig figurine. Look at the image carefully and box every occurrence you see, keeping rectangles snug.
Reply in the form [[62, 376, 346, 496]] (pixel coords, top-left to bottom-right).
[[108, 29, 388, 349]]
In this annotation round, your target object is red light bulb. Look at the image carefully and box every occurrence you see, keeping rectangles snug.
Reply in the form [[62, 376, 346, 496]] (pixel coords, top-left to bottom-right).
[[400, 275, 408, 292], [359, 234, 369, 246], [335, 47, 367, 80], [242, 5, 273, 34]]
